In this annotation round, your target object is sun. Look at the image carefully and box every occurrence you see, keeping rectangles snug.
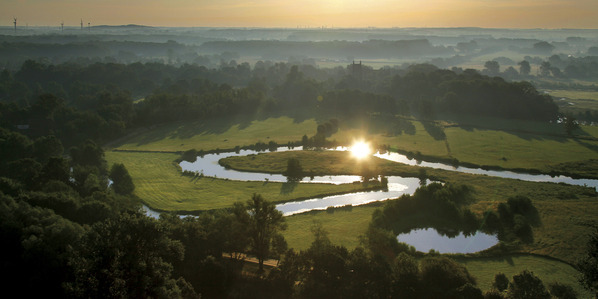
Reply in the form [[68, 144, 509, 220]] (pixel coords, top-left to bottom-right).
[[350, 140, 372, 159]]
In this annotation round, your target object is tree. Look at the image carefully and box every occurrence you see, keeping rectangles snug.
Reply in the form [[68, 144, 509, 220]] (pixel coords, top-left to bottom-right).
[[392, 252, 420, 297], [284, 158, 304, 181], [548, 282, 577, 299], [420, 256, 478, 298], [109, 163, 135, 195], [233, 194, 286, 272], [507, 270, 550, 299], [484, 61, 500, 75], [68, 212, 184, 298], [518, 60, 531, 76], [493, 272, 510, 291], [533, 41, 555, 54], [539, 61, 552, 77], [564, 116, 579, 136], [577, 227, 598, 297]]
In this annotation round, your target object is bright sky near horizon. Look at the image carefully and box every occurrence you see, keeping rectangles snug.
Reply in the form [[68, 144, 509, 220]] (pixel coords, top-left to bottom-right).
[[3, 0, 598, 28]]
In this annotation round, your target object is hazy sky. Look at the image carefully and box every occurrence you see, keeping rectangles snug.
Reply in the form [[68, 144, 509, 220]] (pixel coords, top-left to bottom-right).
[[4, 0, 598, 28]]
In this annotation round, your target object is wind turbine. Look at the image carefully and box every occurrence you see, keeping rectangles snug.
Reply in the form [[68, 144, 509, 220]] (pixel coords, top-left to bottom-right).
[[60, 21, 64, 32], [81, 19, 83, 30], [13, 17, 17, 33]]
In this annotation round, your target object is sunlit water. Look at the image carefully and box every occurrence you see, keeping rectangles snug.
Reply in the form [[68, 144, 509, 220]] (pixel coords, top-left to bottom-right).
[[142, 146, 597, 218], [374, 151, 598, 189], [178, 147, 428, 216], [397, 228, 498, 254]]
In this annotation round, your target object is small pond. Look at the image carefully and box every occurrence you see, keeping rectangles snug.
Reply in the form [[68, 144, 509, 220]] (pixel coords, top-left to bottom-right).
[[396, 228, 498, 254]]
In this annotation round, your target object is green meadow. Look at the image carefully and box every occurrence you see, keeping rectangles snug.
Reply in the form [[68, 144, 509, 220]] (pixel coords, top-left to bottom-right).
[[105, 150, 379, 212], [454, 255, 591, 297], [113, 116, 317, 152]]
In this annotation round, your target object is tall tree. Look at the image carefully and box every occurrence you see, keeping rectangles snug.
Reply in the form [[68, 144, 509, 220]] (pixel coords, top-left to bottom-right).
[[233, 193, 286, 272], [484, 60, 500, 75], [518, 60, 531, 76], [109, 163, 135, 195]]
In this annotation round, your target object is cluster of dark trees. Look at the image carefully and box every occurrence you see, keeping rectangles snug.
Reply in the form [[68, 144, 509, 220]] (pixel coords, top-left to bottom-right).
[[371, 183, 481, 238], [391, 66, 559, 121], [0, 124, 288, 297], [1, 59, 562, 140], [371, 183, 541, 246]]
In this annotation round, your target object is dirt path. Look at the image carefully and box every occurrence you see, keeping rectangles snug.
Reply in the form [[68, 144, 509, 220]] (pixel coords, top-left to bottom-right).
[[224, 253, 279, 267]]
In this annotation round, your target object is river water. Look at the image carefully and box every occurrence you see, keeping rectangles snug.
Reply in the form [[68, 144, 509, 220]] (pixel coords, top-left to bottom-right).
[[175, 147, 598, 215], [147, 146, 596, 253]]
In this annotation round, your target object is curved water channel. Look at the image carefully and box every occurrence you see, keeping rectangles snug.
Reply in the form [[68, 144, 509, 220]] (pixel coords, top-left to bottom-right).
[[173, 146, 598, 215], [178, 147, 428, 216], [143, 146, 596, 253]]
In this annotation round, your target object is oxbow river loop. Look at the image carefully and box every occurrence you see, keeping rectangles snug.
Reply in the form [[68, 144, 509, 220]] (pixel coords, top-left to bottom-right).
[[168, 146, 598, 215], [141, 146, 597, 253]]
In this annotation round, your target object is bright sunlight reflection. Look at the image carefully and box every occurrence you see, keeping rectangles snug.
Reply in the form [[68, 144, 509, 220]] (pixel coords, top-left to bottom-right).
[[350, 140, 372, 159]]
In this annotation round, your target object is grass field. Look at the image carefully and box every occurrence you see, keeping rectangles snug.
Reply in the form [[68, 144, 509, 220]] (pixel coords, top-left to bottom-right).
[[284, 204, 380, 251], [105, 150, 377, 212], [454, 255, 591, 297], [546, 89, 598, 102], [113, 116, 317, 152]]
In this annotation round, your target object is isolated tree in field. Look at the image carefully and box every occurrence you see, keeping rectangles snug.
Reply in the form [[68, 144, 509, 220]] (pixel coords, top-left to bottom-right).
[[233, 194, 286, 272], [284, 158, 303, 181], [518, 60, 531, 76], [109, 163, 135, 195]]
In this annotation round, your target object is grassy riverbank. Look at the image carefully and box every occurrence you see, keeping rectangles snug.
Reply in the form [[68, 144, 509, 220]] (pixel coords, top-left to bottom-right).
[[105, 150, 380, 212]]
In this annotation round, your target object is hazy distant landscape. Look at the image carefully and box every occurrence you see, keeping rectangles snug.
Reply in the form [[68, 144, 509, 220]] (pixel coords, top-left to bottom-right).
[[1, 20, 598, 299]]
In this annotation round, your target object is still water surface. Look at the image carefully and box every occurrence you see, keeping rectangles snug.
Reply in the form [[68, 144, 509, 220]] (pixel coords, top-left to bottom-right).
[[396, 228, 498, 254]]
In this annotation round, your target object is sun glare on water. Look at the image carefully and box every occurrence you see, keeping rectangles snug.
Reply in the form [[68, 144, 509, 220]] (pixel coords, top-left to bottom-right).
[[350, 141, 372, 159]]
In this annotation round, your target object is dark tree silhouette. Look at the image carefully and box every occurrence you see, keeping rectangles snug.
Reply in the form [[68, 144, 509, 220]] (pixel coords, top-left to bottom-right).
[[233, 194, 286, 272], [109, 163, 135, 195]]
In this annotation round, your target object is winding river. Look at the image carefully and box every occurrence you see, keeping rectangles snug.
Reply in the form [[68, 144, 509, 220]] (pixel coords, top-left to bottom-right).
[[173, 146, 598, 216], [144, 146, 597, 253], [178, 147, 430, 216]]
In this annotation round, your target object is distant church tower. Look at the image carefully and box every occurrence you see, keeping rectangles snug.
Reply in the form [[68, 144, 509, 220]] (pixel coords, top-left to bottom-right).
[[351, 60, 363, 83]]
